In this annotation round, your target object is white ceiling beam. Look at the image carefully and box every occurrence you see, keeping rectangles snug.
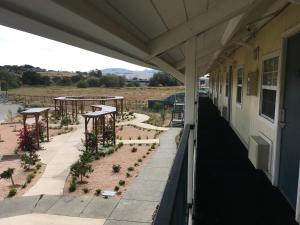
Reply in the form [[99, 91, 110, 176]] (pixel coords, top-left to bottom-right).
[[51, 0, 150, 57], [150, 57, 185, 83], [148, 0, 258, 58], [221, 14, 245, 45]]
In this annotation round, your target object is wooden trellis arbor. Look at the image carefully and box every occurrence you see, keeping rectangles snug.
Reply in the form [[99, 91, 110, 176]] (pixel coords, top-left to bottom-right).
[[82, 105, 117, 151], [20, 108, 50, 150], [54, 96, 124, 121]]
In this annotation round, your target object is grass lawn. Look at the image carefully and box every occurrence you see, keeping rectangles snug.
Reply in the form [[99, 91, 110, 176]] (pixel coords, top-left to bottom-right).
[[8, 86, 184, 102]]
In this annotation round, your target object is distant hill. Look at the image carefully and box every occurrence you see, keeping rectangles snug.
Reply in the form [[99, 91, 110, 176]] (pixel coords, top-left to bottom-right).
[[102, 68, 159, 80]]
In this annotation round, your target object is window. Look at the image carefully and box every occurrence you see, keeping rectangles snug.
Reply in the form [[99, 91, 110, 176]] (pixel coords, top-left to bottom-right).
[[260, 56, 279, 121], [236, 67, 244, 104], [219, 75, 222, 94], [225, 72, 229, 97]]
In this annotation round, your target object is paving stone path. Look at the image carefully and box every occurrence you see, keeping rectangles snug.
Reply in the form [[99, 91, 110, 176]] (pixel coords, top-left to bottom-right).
[[117, 113, 169, 131], [24, 121, 85, 196], [0, 128, 181, 225]]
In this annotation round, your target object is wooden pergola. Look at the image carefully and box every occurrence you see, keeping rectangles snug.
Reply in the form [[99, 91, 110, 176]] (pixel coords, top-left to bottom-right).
[[20, 108, 50, 150], [54, 96, 123, 121], [82, 106, 117, 151]]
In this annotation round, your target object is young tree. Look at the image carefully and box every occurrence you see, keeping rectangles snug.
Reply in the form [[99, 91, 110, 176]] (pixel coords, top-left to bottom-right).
[[70, 160, 93, 183], [0, 168, 15, 186]]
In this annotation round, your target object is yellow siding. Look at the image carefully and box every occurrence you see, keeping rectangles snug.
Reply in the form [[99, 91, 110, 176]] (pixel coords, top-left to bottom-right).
[[210, 4, 300, 178]]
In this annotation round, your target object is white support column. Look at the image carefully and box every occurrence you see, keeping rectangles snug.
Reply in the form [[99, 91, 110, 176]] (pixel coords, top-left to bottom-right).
[[185, 37, 197, 224]]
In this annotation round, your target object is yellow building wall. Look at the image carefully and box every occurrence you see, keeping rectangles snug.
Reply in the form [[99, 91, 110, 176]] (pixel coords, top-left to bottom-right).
[[210, 4, 300, 179]]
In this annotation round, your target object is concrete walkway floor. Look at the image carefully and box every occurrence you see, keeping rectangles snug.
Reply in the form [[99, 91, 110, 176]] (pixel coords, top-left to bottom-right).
[[24, 121, 85, 196], [0, 214, 105, 225], [0, 128, 181, 225], [118, 113, 169, 131]]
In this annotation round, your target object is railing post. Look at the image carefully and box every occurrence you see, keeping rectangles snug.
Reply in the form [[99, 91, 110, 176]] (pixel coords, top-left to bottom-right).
[[185, 37, 197, 225]]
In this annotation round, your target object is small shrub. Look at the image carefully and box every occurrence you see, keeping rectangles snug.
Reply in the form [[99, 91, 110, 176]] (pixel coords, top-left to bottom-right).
[[117, 191, 122, 195], [126, 172, 131, 178], [114, 186, 119, 191], [7, 188, 17, 198], [85, 132, 98, 154], [36, 163, 42, 170], [142, 155, 146, 159], [20, 152, 40, 171], [129, 137, 132, 140], [119, 180, 125, 186], [69, 176, 77, 192], [82, 188, 89, 194], [129, 144, 133, 146], [26, 173, 35, 183], [117, 142, 123, 149], [99, 152, 106, 157], [61, 116, 72, 127], [131, 147, 137, 153], [138, 158, 142, 163], [134, 163, 139, 167], [146, 152, 150, 155], [137, 136, 141, 140], [18, 128, 38, 152], [22, 183, 27, 189], [107, 149, 115, 155], [95, 189, 102, 196], [138, 143, 142, 146], [151, 143, 156, 149], [127, 167, 134, 171], [112, 164, 121, 173], [77, 80, 88, 88], [0, 168, 15, 186]]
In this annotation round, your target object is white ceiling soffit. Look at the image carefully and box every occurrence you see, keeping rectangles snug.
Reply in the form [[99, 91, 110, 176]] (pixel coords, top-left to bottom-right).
[[148, 0, 258, 58], [184, 0, 214, 19], [103, 0, 168, 40], [151, 0, 187, 30], [175, 22, 228, 70]]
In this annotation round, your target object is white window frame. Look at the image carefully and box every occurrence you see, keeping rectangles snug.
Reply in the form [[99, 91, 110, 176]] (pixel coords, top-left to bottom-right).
[[259, 54, 280, 123], [225, 71, 229, 97], [236, 66, 244, 107]]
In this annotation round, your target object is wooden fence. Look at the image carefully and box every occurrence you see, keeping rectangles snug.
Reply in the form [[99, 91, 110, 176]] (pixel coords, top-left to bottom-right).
[[7, 94, 147, 111]]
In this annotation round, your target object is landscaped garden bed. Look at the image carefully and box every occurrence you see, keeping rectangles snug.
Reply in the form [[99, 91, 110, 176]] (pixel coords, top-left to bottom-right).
[[116, 125, 160, 140], [63, 143, 158, 197], [0, 159, 45, 199]]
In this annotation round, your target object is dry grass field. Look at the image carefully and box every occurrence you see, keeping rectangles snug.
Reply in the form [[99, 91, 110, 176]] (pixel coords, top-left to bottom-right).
[[8, 86, 184, 102]]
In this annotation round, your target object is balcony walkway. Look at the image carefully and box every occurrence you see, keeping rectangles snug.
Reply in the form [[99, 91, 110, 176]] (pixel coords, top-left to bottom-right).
[[194, 98, 297, 225]]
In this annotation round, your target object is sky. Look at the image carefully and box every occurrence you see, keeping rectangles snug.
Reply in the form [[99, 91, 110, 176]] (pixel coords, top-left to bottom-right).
[[0, 25, 148, 72]]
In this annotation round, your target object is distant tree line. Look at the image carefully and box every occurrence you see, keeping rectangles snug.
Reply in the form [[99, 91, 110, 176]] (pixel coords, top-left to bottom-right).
[[0, 65, 182, 89], [0, 69, 21, 89], [77, 74, 126, 88]]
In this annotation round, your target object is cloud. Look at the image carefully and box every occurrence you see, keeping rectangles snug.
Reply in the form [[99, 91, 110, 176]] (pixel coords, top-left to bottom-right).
[[0, 25, 148, 72]]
